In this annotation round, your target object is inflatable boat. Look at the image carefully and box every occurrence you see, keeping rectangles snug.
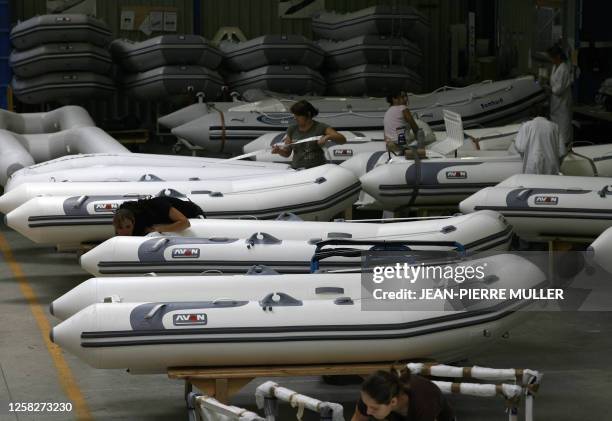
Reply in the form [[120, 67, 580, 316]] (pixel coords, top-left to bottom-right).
[[9, 152, 288, 185], [10, 14, 111, 50], [220, 35, 324, 71], [122, 65, 224, 101], [12, 72, 115, 104], [50, 253, 544, 372], [9, 43, 113, 78], [226, 65, 326, 95], [170, 76, 546, 154], [79, 210, 511, 276], [319, 35, 422, 70], [110, 35, 223, 73], [326, 64, 423, 96], [0, 126, 129, 186], [5, 164, 292, 192], [4, 165, 360, 244], [459, 174, 612, 240], [311, 6, 430, 43]]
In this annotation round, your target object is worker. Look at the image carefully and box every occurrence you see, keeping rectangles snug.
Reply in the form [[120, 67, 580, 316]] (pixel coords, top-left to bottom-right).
[[113, 196, 205, 236], [351, 369, 455, 421], [546, 45, 573, 146], [271, 100, 346, 169], [384, 91, 420, 148], [514, 115, 565, 175]]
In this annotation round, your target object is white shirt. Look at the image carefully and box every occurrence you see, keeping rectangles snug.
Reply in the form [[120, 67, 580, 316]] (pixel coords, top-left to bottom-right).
[[549, 62, 573, 145], [384, 105, 407, 141]]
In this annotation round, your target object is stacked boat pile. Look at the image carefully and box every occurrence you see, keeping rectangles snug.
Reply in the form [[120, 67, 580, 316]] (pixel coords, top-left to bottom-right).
[[10, 14, 115, 104], [219, 35, 326, 95], [110, 34, 225, 101], [312, 5, 428, 95]]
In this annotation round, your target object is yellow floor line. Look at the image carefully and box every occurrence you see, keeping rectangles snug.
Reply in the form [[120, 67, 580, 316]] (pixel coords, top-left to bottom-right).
[[0, 233, 92, 420]]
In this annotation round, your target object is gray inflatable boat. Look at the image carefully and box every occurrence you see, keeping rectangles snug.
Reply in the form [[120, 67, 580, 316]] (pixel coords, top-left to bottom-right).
[[10, 14, 111, 50], [12, 72, 115, 104], [312, 6, 429, 42], [318, 35, 422, 70], [10, 43, 112, 78], [110, 35, 223, 73], [220, 35, 325, 72], [122, 65, 225, 101], [326, 64, 423, 96], [226, 65, 326, 95]]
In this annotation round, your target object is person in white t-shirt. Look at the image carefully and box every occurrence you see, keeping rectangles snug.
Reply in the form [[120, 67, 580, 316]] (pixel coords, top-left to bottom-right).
[[383, 91, 420, 147]]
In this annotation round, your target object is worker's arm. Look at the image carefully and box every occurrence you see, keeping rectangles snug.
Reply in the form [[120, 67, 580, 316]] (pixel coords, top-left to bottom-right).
[[403, 108, 420, 138], [148, 207, 191, 233], [318, 127, 346, 146], [551, 65, 572, 96], [272, 135, 293, 157], [350, 404, 370, 421]]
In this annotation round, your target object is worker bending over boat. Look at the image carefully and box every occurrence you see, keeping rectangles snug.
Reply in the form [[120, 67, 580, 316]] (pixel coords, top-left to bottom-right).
[[352, 369, 455, 421], [113, 196, 205, 236], [271, 100, 346, 169]]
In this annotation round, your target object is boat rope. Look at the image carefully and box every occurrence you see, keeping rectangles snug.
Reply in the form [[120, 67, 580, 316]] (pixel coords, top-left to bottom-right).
[[561, 148, 599, 176], [210, 104, 227, 153]]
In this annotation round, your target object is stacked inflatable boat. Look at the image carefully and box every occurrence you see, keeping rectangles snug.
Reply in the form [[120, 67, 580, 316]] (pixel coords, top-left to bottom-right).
[[312, 5, 428, 95], [10, 14, 115, 104], [111, 35, 224, 101], [220, 35, 326, 95]]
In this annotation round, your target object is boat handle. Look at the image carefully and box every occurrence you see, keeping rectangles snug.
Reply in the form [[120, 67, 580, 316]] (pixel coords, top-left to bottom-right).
[[150, 238, 170, 252], [74, 195, 89, 208], [144, 303, 166, 319], [202, 269, 223, 275], [144, 272, 158, 277], [315, 287, 344, 294], [239, 215, 259, 220], [598, 185, 612, 198]]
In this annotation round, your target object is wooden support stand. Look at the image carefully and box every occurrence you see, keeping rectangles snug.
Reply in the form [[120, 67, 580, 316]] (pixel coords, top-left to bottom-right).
[[168, 361, 413, 404]]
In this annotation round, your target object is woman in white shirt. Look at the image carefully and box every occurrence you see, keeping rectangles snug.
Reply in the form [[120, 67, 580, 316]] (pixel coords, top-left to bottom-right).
[[383, 91, 420, 148]]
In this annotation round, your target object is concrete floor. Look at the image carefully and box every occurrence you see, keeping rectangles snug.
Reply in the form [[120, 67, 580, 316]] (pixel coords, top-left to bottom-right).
[[1, 219, 611, 421]]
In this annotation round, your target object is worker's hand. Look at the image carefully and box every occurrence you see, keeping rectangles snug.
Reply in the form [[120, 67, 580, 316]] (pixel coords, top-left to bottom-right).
[[271, 144, 281, 154], [284, 137, 293, 145], [317, 135, 329, 146]]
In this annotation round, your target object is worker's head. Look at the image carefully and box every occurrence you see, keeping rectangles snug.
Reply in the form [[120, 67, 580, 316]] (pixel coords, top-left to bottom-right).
[[547, 45, 567, 65], [290, 100, 319, 127], [386, 91, 408, 106], [113, 208, 135, 236], [360, 370, 409, 420]]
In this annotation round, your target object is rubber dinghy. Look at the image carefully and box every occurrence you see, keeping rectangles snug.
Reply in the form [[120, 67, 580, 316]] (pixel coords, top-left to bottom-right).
[[11, 71, 115, 104], [10, 14, 112, 50], [460, 174, 612, 240], [169, 76, 546, 155], [50, 253, 545, 372], [357, 143, 612, 210], [4, 164, 293, 192], [110, 35, 223, 73], [79, 210, 512, 276], [10, 43, 113, 78], [219, 35, 325, 72], [4, 165, 360, 245], [311, 5, 430, 42]]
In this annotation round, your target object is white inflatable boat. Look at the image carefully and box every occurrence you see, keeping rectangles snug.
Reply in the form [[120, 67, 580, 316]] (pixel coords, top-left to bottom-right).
[[79, 210, 512, 276], [169, 76, 546, 155], [5, 164, 293, 192], [460, 174, 612, 240], [4, 165, 360, 244], [357, 143, 612, 210], [50, 253, 545, 372]]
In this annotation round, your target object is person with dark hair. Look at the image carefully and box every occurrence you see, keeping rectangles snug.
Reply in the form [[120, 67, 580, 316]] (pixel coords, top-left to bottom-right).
[[112, 196, 205, 236], [271, 100, 346, 169], [546, 44, 573, 146], [351, 369, 455, 421], [384, 91, 420, 146]]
